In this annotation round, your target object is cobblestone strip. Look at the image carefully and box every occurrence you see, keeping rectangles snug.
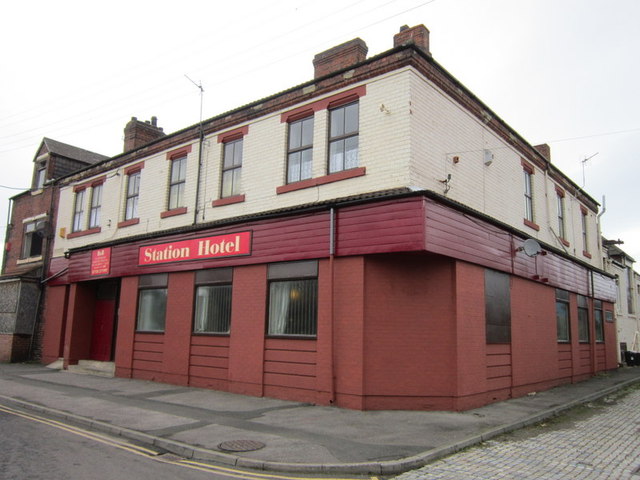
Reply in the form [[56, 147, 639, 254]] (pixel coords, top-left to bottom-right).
[[395, 389, 640, 480]]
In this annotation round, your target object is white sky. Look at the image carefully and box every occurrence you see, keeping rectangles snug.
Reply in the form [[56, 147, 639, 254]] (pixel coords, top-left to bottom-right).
[[1, 0, 639, 264]]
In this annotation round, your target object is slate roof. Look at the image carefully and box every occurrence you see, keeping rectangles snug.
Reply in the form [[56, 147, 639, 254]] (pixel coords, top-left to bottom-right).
[[41, 138, 108, 165]]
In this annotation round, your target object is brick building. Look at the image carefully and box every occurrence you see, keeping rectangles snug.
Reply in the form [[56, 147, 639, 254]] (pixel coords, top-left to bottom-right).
[[40, 25, 618, 410], [0, 138, 107, 362]]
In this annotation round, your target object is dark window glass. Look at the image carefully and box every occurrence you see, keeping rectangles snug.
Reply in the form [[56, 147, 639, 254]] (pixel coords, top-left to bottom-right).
[[21, 219, 46, 258], [485, 269, 511, 343], [594, 299, 604, 342], [89, 184, 102, 228], [556, 289, 570, 342], [524, 170, 533, 222], [193, 268, 233, 334], [577, 295, 589, 342]]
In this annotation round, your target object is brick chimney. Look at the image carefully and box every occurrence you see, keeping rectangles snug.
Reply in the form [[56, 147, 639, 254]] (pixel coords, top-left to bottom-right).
[[123, 116, 165, 152], [393, 24, 430, 55], [534, 144, 551, 160], [313, 38, 368, 79]]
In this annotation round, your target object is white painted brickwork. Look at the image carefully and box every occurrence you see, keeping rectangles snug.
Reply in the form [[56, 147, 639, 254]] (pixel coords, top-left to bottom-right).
[[53, 67, 600, 271]]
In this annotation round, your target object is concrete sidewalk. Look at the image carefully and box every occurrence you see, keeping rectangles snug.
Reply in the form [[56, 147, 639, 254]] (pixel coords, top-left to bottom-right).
[[1, 363, 639, 475]]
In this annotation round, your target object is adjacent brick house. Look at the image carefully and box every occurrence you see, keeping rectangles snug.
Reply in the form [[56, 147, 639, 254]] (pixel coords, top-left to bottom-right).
[[0, 138, 107, 362], [40, 25, 618, 410]]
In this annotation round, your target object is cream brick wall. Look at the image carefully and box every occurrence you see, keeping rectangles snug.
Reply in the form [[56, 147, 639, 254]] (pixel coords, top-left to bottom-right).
[[408, 68, 601, 268], [53, 71, 413, 259], [53, 66, 601, 271]]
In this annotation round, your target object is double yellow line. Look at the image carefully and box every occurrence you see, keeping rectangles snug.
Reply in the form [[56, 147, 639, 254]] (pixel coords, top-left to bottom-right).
[[0, 403, 378, 480]]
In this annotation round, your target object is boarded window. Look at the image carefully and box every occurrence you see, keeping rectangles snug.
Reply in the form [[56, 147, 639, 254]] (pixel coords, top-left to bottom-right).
[[485, 269, 511, 343]]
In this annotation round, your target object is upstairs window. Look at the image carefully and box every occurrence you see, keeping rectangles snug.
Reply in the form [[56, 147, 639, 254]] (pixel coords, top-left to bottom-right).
[[222, 138, 243, 198], [523, 168, 534, 222], [34, 163, 46, 190], [581, 208, 589, 255], [89, 184, 102, 229], [72, 189, 86, 232], [287, 116, 314, 183], [328, 102, 359, 174], [168, 156, 187, 210], [556, 289, 570, 342], [556, 191, 566, 240], [21, 219, 46, 259], [267, 261, 318, 337], [125, 171, 141, 221]]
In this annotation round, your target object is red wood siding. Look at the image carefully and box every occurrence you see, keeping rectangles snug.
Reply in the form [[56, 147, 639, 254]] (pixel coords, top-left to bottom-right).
[[557, 343, 572, 379], [189, 336, 230, 389], [486, 344, 512, 394], [132, 334, 164, 381], [263, 339, 317, 402]]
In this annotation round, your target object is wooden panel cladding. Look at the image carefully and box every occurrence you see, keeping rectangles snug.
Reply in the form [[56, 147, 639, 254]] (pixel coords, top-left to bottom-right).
[[425, 198, 512, 272], [594, 344, 607, 370], [189, 335, 230, 388], [132, 333, 164, 380], [336, 197, 425, 256], [486, 344, 512, 393], [263, 338, 317, 393], [557, 343, 572, 378], [576, 344, 592, 373]]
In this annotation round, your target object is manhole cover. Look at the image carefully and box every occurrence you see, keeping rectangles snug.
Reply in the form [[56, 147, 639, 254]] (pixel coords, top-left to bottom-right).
[[218, 439, 266, 452]]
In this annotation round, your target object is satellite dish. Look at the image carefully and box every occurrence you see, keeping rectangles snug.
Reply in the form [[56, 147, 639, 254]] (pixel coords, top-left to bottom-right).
[[522, 238, 542, 257]]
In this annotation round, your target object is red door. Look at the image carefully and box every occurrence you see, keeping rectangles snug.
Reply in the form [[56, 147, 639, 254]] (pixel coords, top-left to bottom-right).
[[90, 281, 119, 362]]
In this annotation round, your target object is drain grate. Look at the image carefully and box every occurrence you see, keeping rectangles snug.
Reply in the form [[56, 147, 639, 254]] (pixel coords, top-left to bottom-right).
[[218, 439, 266, 452]]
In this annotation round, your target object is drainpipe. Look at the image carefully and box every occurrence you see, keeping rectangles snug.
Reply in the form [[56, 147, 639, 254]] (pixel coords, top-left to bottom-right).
[[328, 207, 336, 403], [192, 130, 205, 225], [596, 195, 606, 262]]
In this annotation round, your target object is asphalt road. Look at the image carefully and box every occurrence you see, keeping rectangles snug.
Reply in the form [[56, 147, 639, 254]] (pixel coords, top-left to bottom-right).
[[0, 405, 345, 480]]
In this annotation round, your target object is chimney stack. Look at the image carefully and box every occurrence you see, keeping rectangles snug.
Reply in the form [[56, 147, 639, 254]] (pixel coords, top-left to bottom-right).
[[393, 24, 430, 55], [123, 116, 165, 152], [534, 144, 551, 160], [313, 38, 368, 79]]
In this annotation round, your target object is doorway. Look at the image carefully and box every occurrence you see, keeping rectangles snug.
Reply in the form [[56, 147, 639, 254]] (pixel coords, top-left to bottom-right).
[[89, 280, 120, 362]]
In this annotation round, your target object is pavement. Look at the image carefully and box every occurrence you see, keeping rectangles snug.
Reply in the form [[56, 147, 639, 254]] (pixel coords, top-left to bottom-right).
[[0, 363, 639, 476]]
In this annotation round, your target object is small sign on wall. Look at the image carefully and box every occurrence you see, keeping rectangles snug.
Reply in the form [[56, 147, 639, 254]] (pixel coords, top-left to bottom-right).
[[91, 247, 111, 276]]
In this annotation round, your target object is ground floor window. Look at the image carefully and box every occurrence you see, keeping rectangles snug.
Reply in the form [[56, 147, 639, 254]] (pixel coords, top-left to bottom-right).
[[193, 268, 232, 334], [267, 261, 317, 337], [577, 295, 590, 342], [594, 299, 605, 342], [556, 289, 570, 342], [136, 274, 167, 332]]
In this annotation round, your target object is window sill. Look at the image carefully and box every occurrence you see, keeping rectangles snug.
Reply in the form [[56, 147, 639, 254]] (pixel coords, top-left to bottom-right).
[[276, 167, 366, 194], [118, 218, 140, 228], [582, 250, 592, 259], [67, 227, 101, 239], [192, 332, 230, 337], [160, 207, 187, 218], [266, 335, 317, 340], [559, 238, 570, 247], [212, 194, 245, 207], [523, 219, 540, 231], [16, 256, 43, 265]]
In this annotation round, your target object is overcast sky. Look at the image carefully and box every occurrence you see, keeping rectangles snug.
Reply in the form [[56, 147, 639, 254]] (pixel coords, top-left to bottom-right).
[[2, 0, 639, 264]]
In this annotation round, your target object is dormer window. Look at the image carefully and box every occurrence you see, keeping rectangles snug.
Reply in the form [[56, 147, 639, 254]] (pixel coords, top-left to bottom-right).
[[34, 163, 46, 189]]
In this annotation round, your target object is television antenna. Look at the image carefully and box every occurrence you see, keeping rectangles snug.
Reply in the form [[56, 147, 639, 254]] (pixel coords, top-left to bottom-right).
[[184, 74, 204, 136], [581, 152, 598, 188]]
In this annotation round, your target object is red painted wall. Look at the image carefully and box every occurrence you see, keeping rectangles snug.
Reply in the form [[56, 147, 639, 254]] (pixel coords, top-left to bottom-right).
[[360, 254, 458, 410], [189, 335, 230, 390], [114, 276, 138, 378], [162, 271, 194, 385], [41, 285, 68, 364]]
